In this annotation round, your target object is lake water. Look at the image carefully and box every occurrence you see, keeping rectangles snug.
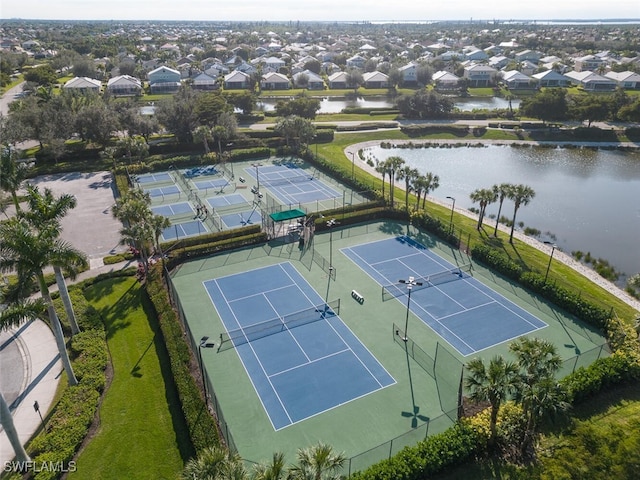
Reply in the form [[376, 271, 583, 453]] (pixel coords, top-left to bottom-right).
[[364, 144, 640, 284], [454, 97, 521, 111]]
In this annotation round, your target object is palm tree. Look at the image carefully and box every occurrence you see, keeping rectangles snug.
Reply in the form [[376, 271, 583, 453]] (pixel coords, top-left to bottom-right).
[[0, 146, 29, 214], [469, 188, 498, 231], [0, 299, 47, 464], [287, 442, 346, 480], [385, 156, 405, 209], [0, 218, 81, 385], [509, 337, 568, 458], [464, 355, 519, 448], [397, 166, 419, 210], [492, 183, 513, 237], [192, 125, 213, 154], [181, 444, 247, 480], [112, 188, 167, 275], [420, 172, 440, 210], [20, 185, 88, 335], [508, 184, 535, 244], [374, 161, 387, 202], [253, 452, 287, 480], [412, 175, 427, 211]]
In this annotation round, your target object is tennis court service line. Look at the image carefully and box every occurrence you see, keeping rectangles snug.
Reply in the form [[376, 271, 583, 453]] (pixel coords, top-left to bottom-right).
[[206, 277, 294, 427]]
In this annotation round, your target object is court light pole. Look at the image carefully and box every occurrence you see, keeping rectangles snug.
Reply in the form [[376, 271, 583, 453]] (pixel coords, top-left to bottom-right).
[[252, 163, 262, 192], [446, 196, 456, 234], [327, 218, 338, 272], [398, 276, 422, 341], [198, 336, 215, 404], [544, 242, 557, 283]]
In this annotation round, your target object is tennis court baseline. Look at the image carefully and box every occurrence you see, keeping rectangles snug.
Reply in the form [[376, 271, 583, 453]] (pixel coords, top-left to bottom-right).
[[342, 236, 547, 356], [161, 220, 208, 241], [205, 262, 395, 430], [151, 202, 194, 217], [135, 172, 172, 184], [206, 193, 247, 209]]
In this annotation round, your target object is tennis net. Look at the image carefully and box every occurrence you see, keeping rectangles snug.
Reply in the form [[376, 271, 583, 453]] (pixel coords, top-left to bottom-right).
[[261, 173, 314, 187], [219, 299, 340, 349], [382, 264, 473, 302]]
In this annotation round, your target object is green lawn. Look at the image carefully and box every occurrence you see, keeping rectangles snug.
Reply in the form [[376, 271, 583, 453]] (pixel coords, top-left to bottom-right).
[[70, 276, 192, 480]]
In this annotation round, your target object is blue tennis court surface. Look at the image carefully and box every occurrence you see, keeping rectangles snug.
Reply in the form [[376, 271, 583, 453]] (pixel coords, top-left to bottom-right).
[[342, 236, 547, 356], [206, 193, 247, 209], [184, 166, 218, 178], [205, 262, 395, 430], [244, 164, 341, 205], [220, 210, 262, 228], [194, 178, 232, 190], [145, 185, 180, 198], [152, 202, 194, 217], [135, 172, 172, 184], [161, 220, 208, 241]]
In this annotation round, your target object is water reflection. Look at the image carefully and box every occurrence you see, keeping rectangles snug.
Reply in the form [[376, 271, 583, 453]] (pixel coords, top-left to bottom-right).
[[366, 144, 640, 281]]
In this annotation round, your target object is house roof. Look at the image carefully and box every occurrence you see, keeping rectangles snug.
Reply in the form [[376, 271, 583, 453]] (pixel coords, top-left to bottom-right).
[[362, 71, 389, 82], [532, 69, 569, 80], [432, 71, 459, 82], [328, 71, 348, 82], [224, 70, 250, 82], [261, 72, 289, 83], [107, 75, 142, 87], [605, 71, 640, 82], [501, 70, 531, 81], [63, 77, 101, 89], [149, 66, 180, 76]]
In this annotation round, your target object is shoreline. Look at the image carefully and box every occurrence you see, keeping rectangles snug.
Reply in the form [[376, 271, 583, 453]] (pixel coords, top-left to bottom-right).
[[344, 141, 640, 313]]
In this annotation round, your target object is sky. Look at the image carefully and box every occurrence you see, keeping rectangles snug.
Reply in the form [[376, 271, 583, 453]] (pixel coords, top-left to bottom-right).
[[1, 0, 639, 22]]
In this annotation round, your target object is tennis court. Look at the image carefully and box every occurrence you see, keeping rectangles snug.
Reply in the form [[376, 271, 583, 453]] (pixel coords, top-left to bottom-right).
[[144, 184, 181, 198], [342, 236, 547, 356], [151, 202, 194, 217], [194, 178, 232, 191], [206, 193, 247, 209], [220, 209, 262, 228], [244, 164, 341, 205], [135, 172, 172, 184], [184, 166, 218, 178], [161, 220, 209, 241], [205, 262, 395, 430]]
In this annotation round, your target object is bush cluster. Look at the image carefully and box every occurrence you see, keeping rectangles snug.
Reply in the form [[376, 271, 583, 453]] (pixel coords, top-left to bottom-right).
[[29, 300, 108, 479], [400, 124, 469, 137], [350, 421, 484, 480], [144, 264, 220, 453], [412, 211, 460, 249]]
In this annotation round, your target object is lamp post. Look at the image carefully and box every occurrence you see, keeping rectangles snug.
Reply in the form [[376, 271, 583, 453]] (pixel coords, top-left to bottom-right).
[[398, 276, 423, 341], [198, 336, 215, 403], [327, 218, 338, 272], [252, 163, 262, 192], [446, 196, 456, 234], [349, 151, 355, 180], [544, 242, 557, 283]]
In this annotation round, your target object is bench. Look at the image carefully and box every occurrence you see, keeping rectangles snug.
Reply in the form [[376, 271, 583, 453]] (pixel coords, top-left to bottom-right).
[[351, 290, 364, 304]]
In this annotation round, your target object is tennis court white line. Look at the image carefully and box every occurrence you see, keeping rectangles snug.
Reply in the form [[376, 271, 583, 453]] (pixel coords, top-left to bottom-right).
[[279, 262, 394, 389], [435, 300, 497, 321], [208, 276, 294, 428], [227, 282, 297, 304], [262, 290, 312, 363], [268, 348, 351, 378]]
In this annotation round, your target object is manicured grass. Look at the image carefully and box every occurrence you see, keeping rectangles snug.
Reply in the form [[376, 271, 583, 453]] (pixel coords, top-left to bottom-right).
[[70, 276, 192, 480]]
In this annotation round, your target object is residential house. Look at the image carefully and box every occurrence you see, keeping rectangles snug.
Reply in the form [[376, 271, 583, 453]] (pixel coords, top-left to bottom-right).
[[432, 70, 460, 90], [224, 70, 251, 89], [465, 48, 489, 62], [259, 56, 286, 72], [191, 72, 218, 90], [515, 49, 541, 63], [532, 70, 571, 87], [463, 64, 497, 87], [362, 71, 389, 89], [574, 54, 605, 72], [519, 60, 538, 76], [260, 71, 291, 90], [106, 75, 142, 96], [293, 70, 324, 89], [346, 54, 366, 69], [564, 71, 617, 91], [321, 62, 340, 75], [148, 66, 181, 93], [63, 77, 102, 93], [489, 55, 509, 70], [605, 71, 640, 89], [327, 71, 349, 89], [398, 62, 418, 86], [501, 70, 535, 90]]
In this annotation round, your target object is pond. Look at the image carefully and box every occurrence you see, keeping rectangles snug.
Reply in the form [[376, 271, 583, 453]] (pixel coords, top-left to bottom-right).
[[364, 144, 640, 284], [256, 96, 395, 113]]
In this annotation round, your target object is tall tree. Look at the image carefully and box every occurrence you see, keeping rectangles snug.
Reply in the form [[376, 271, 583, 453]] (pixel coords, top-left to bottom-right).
[[492, 183, 513, 237], [508, 184, 536, 244], [0, 147, 29, 214], [464, 355, 519, 448], [274, 115, 316, 154], [384, 156, 405, 209], [0, 218, 82, 385], [375, 161, 387, 201], [510, 338, 568, 458], [470, 188, 498, 231], [420, 172, 440, 210], [396, 165, 419, 210], [20, 185, 88, 335], [193, 125, 213, 154], [287, 442, 346, 480], [181, 445, 247, 480]]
